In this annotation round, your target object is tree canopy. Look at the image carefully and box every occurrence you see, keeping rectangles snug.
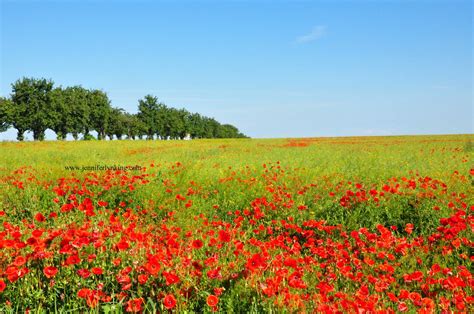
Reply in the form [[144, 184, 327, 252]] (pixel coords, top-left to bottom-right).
[[1, 77, 248, 141]]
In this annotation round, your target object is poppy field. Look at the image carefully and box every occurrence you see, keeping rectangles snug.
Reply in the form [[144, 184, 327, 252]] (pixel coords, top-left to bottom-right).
[[0, 135, 472, 313]]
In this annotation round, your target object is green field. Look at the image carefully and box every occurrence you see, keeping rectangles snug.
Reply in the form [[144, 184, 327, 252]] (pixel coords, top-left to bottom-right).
[[0, 134, 472, 312]]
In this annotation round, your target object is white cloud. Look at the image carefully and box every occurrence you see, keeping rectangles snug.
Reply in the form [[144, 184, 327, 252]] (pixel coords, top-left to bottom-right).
[[296, 25, 327, 44]]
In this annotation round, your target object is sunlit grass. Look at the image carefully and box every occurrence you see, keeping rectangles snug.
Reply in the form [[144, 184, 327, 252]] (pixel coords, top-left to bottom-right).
[[0, 134, 472, 312]]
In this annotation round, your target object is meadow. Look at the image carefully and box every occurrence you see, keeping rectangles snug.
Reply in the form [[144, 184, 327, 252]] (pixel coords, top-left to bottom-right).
[[0, 134, 472, 313]]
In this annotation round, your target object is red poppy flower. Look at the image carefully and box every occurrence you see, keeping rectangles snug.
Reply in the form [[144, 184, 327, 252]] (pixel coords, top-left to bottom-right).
[[77, 268, 91, 278], [163, 294, 177, 309], [61, 203, 74, 213], [0, 280, 6, 292], [126, 298, 143, 313], [207, 295, 219, 307], [43, 266, 58, 278], [398, 302, 408, 312], [144, 261, 160, 275], [192, 239, 203, 249], [14, 256, 27, 267], [246, 253, 267, 272], [116, 239, 130, 251], [218, 230, 231, 243], [163, 272, 180, 285], [65, 254, 81, 266], [138, 274, 148, 284], [34, 213, 46, 222], [77, 288, 92, 299], [32, 229, 43, 238]]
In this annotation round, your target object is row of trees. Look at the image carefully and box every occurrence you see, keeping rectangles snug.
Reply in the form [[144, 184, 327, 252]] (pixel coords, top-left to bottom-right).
[[0, 77, 247, 141]]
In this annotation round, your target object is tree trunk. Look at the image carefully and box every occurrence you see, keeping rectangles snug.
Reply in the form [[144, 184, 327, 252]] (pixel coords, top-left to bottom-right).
[[33, 129, 45, 141], [17, 129, 24, 141]]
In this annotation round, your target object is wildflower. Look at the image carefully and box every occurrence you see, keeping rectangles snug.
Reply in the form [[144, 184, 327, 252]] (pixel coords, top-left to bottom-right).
[[207, 295, 219, 307], [126, 298, 143, 313], [163, 294, 177, 309], [34, 213, 46, 222], [43, 266, 58, 278], [192, 239, 203, 249], [0, 280, 6, 292]]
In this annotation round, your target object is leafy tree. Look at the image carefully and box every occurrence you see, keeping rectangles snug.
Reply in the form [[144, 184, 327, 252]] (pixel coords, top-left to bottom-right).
[[51, 86, 90, 140], [122, 113, 146, 140], [166, 107, 188, 139], [87, 89, 111, 140], [187, 112, 204, 139], [68, 87, 90, 140], [106, 107, 127, 140], [176, 108, 190, 139], [138, 95, 164, 140], [11, 77, 55, 141], [50, 88, 67, 140], [200, 117, 220, 138], [2, 77, 249, 141], [0, 97, 12, 133], [217, 124, 247, 138]]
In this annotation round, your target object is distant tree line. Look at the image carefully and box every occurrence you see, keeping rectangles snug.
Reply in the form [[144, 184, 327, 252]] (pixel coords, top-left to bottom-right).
[[0, 77, 248, 141]]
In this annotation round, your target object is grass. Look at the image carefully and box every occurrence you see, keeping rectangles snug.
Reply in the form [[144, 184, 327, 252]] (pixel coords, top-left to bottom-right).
[[0, 134, 472, 312]]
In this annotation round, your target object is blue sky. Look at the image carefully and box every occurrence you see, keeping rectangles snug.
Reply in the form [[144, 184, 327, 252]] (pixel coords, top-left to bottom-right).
[[0, 0, 472, 139]]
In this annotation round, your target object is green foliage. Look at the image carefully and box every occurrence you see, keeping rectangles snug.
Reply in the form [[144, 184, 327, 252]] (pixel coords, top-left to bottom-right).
[[10, 77, 55, 141], [122, 113, 146, 140], [88, 90, 111, 140], [105, 107, 128, 140], [2, 78, 248, 141], [0, 97, 12, 133], [50, 86, 90, 140], [137, 95, 162, 139]]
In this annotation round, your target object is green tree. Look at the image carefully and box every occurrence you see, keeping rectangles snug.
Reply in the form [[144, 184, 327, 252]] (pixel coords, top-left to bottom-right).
[[122, 113, 146, 140], [186, 112, 204, 139], [106, 107, 127, 140], [217, 124, 247, 138], [51, 86, 90, 140], [0, 97, 12, 133], [50, 87, 67, 140], [138, 95, 165, 140], [166, 107, 188, 139], [200, 117, 220, 138], [3, 77, 249, 141], [176, 108, 190, 139], [11, 77, 55, 141], [68, 87, 90, 140], [87, 89, 111, 140]]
